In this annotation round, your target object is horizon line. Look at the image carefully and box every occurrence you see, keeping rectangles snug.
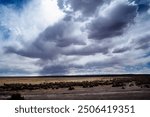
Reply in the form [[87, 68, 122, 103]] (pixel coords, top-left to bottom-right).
[[0, 74, 150, 78]]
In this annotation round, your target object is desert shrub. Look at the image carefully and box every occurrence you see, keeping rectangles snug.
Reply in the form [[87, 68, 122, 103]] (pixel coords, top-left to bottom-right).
[[8, 93, 24, 100], [89, 85, 94, 88], [82, 84, 88, 88], [112, 81, 125, 87], [135, 81, 142, 86], [129, 83, 134, 87], [135, 77, 150, 86], [103, 80, 112, 85], [68, 86, 75, 90], [143, 84, 150, 88]]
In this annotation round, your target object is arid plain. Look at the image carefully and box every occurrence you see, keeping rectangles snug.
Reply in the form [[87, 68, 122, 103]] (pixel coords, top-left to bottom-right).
[[0, 75, 150, 100]]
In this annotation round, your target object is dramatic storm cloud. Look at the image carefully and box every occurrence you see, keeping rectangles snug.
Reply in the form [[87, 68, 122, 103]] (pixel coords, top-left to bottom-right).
[[0, 0, 150, 75], [88, 0, 137, 40]]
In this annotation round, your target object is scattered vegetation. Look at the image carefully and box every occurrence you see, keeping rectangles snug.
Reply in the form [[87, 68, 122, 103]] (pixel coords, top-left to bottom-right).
[[8, 93, 24, 100], [68, 86, 75, 90], [129, 83, 134, 87], [112, 82, 125, 87], [0, 80, 109, 91], [143, 84, 150, 88], [0, 76, 149, 92]]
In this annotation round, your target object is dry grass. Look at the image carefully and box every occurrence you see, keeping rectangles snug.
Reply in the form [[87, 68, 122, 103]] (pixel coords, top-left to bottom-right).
[[0, 77, 119, 85]]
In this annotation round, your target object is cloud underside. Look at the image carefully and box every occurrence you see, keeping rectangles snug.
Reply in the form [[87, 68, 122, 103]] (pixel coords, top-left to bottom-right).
[[0, 0, 150, 75]]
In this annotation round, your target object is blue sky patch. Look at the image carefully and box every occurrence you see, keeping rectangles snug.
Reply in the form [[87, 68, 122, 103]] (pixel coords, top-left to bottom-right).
[[0, 0, 30, 9]]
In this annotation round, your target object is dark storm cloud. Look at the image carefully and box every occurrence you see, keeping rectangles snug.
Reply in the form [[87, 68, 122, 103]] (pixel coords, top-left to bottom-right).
[[36, 21, 85, 47], [63, 44, 109, 55], [5, 41, 61, 60], [5, 21, 85, 60], [57, 0, 105, 16], [39, 56, 124, 75], [88, 1, 137, 40], [113, 46, 130, 53], [137, 44, 150, 50], [40, 64, 83, 75], [134, 34, 150, 50], [40, 65, 68, 75], [86, 57, 124, 69], [136, 35, 150, 44]]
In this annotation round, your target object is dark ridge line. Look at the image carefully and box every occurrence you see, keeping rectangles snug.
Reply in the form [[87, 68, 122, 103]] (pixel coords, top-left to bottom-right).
[[0, 74, 150, 78]]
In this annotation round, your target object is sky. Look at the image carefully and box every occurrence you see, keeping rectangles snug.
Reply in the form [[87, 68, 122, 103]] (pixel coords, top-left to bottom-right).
[[0, 0, 150, 76]]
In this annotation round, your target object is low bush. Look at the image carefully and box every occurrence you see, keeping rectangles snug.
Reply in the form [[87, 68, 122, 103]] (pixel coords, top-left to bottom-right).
[[8, 93, 24, 100], [68, 86, 75, 90]]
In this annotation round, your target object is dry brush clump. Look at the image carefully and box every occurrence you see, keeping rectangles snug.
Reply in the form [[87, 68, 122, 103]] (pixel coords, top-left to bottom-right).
[[68, 86, 75, 90], [141, 84, 150, 88], [112, 82, 125, 87], [129, 83, 134, 87], [112, 79, 126, 87], [134, 77, 150, 86], [111, 76, 150, 87], [8, 93, 24, 100]]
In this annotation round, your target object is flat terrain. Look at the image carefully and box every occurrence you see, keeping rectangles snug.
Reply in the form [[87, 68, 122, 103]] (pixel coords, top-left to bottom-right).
[[0, 75, 150, 100], [0, 76, 116, 84]]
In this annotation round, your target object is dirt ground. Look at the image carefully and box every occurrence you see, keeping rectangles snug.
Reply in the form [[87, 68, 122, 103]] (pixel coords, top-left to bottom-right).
[[0, 83, 150, 100]]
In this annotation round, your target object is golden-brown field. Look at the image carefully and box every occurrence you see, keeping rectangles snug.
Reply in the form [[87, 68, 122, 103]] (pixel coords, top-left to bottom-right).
[[0, 76, 126, 85]]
